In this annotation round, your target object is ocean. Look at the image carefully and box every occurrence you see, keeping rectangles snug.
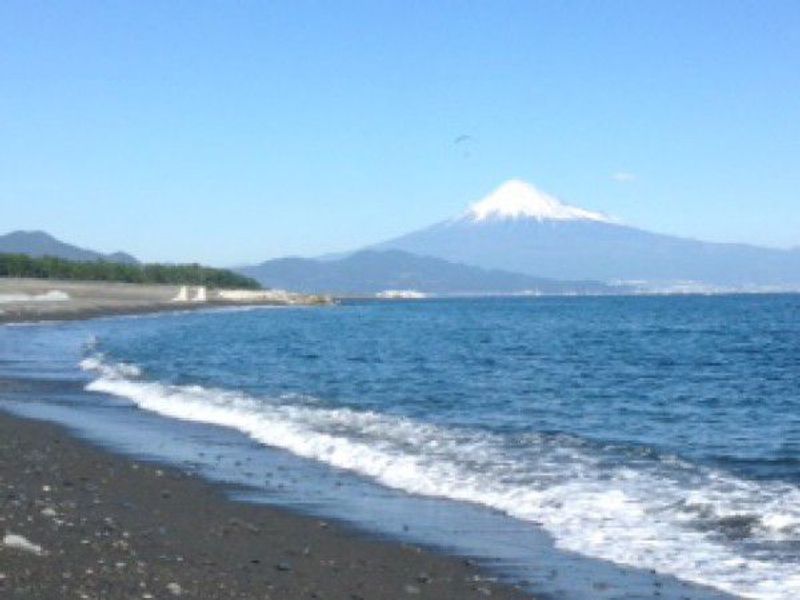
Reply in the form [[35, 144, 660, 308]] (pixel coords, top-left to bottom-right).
[[2, 295, 799, 599]]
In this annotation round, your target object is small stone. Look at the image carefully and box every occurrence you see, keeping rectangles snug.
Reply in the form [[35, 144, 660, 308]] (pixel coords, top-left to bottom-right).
[[476, 586, 492, 596], [275, 562, 292, 572], [417, 572, 432, 584], [404, 584, 421, 595], [41, 507, 57, 518], [3, 533, 45, 556], [166, 582, 183, 596]]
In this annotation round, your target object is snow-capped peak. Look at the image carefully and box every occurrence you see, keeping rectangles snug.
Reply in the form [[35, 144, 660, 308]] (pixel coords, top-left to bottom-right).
[[464, 179, 611, 223]]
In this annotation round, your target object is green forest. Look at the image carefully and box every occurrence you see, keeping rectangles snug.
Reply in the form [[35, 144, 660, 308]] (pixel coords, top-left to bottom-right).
[[0, 254, 261, 290]]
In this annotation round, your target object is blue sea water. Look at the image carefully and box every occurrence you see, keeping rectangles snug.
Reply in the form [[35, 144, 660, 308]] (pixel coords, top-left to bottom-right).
[[2, 296, 799, 599]]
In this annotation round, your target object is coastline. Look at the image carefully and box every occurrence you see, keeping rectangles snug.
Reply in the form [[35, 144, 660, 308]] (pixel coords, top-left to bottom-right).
[[0, 409, 531, 599], [1, 294, 762, 599], [0, 298, 533, 599], [0, 278, 333, 325]]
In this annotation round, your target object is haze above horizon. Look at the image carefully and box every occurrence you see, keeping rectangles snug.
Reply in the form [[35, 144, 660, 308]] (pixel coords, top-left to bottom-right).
[[2, 2, 799, 266]]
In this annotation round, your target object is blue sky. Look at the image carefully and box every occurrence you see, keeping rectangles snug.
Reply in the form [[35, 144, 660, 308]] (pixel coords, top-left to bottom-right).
[[2, 1, 798, 265]]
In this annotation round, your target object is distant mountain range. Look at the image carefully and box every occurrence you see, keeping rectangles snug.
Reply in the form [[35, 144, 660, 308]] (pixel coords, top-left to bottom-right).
[[0, 231, 138, 264], [238, 249, 620, 296], [7, 179, 800, 296], [373, 180, 800, 290]]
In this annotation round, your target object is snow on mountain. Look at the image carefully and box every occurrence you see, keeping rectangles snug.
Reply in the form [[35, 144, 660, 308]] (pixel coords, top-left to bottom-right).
[[374, 180, 800, 289], [462, 179, 611, 223]]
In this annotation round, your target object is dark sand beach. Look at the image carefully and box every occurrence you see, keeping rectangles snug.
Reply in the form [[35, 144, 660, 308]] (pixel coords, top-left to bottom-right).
[[0, 411, 531, 600]]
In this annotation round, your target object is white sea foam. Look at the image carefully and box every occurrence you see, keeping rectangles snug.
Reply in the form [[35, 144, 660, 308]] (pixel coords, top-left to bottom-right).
[[81, 356, 800, 599], [79, 356, 141, 379]]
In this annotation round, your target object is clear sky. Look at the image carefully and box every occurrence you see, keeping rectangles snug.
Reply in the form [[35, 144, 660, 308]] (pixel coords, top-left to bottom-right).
[[2, 1, 799, 265]]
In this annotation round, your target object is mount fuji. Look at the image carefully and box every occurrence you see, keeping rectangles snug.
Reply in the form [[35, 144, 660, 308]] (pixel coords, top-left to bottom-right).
[[374, 180, 800, 290]]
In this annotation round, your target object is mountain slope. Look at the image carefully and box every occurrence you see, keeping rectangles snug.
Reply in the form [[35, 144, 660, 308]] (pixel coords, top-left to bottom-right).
[[375, 180, 800, 288], [238, 249, 619, 295], [0, 231, 138, 264]]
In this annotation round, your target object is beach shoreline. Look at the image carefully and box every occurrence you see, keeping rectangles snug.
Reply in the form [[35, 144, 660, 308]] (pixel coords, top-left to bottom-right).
[[0, 278, 333, 325], [1, 295, 532, 599], [0, 408, 532, 599], [1, 292, 763, 600]]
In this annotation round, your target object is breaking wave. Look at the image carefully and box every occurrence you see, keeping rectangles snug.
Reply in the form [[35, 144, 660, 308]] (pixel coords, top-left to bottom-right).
[[81, 355, 800, 599]]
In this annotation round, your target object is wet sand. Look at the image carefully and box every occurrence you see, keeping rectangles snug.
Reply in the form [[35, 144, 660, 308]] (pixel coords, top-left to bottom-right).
[[0, 410, 532, 599]]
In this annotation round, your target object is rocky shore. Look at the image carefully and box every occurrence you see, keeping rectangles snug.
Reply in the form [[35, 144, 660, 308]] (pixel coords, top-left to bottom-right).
[[0, 411, 531, 599]]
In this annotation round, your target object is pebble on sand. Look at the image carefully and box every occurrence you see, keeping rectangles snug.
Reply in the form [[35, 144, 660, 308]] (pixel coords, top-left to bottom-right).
[[166, 582, 183, 596], [3, 533, 46, 556]]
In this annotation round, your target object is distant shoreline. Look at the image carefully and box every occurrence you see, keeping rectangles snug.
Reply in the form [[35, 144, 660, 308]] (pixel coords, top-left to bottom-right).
[[0, 278, 332, 324]]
